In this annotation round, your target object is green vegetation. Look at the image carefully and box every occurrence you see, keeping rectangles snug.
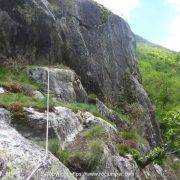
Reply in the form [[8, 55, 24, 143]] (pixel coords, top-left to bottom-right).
[[137, 42, 180, 158], [118, 143, 165, 167], [130, 147, 165, 167], [137, 43, 180, 119], [84, 125, 107, 140], [0, 65, 103, 117], [161, 110, 180, 156], [48, 138, 60, 156], [118, 144, 130, 156], [119, 130, 148, 145], [165, 156, 180, 176], [0, 91, 105, 118], [88, 140, 104, 170], [0, 93, 46, 108], [54, 99, 99, 115], [39, 137, 104, 172], [0, 66, 43, 90]]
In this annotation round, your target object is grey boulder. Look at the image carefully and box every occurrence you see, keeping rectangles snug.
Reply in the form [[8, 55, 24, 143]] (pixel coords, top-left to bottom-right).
[[27, 67, 88, 102]]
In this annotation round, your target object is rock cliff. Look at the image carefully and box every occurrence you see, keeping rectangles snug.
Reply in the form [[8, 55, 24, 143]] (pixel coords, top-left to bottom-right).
[[0, 0, 161, 147], [0, 0, 174, 179]]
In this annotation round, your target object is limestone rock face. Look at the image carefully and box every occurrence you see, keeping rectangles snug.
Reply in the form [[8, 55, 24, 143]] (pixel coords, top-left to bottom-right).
[[27, 67, 88, 102], [0, 108, 76, 180], [0, 0, 161, 146]]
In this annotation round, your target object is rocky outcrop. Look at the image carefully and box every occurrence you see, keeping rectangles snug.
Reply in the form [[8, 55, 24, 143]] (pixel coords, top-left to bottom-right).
[[95, 148, 142, 180], [27, 67, 88, 102], [130, 76, 162, 147], [96, 99, 126, 128], [0, 107, 176, 180], [22, 106, 118, 146], [77, 111, 117, 134], [0, 108, 76, 180], [24, 107, 83, 148], [0, 0, 161, 145]]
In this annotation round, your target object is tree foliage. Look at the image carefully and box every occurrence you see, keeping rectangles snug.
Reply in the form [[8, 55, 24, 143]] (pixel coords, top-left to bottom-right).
[[137, 42, 180, 158]]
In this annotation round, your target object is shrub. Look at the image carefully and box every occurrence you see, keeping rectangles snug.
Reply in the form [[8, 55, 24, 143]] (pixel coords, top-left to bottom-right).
[[3, 55, 26, 73], [160, 110, 180, 157], [147, 147, 165, 165], [130, 149, 143, 163], [10, 103, 27, 126], [66, 152, 90, 172], [118, 144, 130, 156], [134, 147, 166, 168], [58, 140, 104, 172]]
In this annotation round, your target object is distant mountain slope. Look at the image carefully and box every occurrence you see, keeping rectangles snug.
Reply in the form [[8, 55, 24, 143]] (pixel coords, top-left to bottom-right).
[[135, 34, 173, 52], [135, 34, 154, 46]]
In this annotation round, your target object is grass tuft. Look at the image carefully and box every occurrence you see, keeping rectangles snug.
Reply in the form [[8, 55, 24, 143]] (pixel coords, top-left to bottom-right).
[[84, 125, 107, 140]]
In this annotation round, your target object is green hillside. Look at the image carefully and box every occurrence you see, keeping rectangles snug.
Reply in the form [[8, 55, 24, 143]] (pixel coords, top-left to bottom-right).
[[137, 42, 180, 157]]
